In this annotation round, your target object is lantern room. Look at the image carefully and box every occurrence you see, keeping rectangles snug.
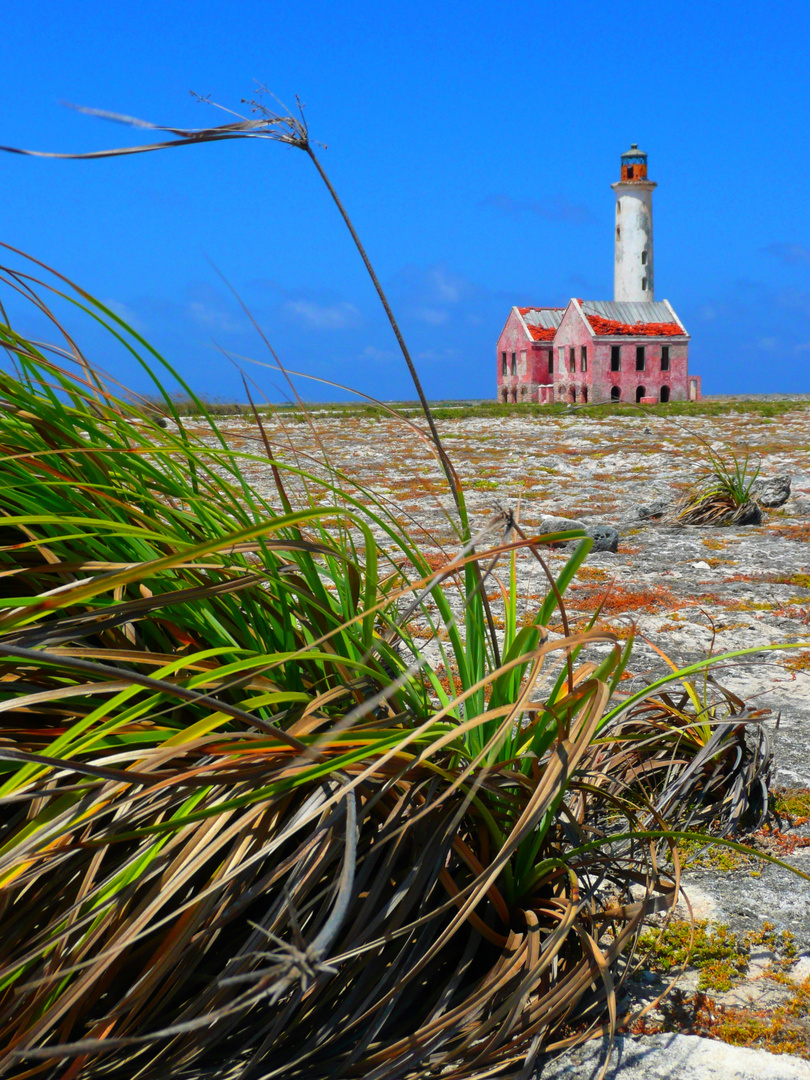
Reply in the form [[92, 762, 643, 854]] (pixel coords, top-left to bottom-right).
[[620, 143, 648, 182]]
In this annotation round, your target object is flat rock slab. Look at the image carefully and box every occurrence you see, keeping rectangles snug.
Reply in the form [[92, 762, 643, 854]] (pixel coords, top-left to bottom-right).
[[536, 1033, 810, 1079]]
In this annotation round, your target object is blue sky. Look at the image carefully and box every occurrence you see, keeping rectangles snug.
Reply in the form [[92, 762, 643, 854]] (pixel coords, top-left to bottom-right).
[[1, 0, 808, 401]]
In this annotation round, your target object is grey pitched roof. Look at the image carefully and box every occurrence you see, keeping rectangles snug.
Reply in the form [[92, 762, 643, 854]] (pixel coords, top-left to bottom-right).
[[580, 300, 686, 329], [519, 307, 565, 330]]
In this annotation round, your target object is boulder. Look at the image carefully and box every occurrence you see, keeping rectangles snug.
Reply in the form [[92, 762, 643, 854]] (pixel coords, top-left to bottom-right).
[[637, 499, 670, 520], [536, 515, 586, 537], [754, 474, 791, 508], [585, 523, 619, 552], [534, 517, 618, 553], [619, 499, 670, 523]]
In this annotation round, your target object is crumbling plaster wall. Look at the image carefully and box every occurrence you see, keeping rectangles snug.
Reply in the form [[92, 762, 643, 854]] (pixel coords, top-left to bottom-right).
[[495, 309, 554, 403], [591, 340, 689, 403], [551, 304, 594, 403]]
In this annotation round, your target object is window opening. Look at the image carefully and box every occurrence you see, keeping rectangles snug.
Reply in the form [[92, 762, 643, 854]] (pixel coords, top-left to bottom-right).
[[580, 345, 587, 371], [660, 386, 670, 403], [501, 351, 507, 376], [610, 386, 620, 401], [636, 385, 646, 403], [548, 349, 554, 374], [611, 346, 621, 372], [569, 347, 575, 372], [636, 346, 645, 371], [616, 226, 621, 240], [641, 250, 647, 265], [641, 276, 647, 291], [511, 352, 517, 376], [661, 346, 670, 371], [626, 165, 634, 179]]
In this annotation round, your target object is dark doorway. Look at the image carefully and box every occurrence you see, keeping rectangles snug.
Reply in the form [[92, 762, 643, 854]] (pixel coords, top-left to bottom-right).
[[611, 386, 620, 401], [636, 386, 646, 402], [660, 386, 670, 403]]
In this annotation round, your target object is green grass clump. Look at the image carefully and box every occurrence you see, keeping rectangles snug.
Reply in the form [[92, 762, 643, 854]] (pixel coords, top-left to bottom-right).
[[0, 255, 677, 1079]]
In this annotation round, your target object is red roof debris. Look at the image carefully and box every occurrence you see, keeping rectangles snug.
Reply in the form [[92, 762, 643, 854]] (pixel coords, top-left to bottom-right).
[[586, 314, 684, 337], [517, 307, 564, 341], [526, 324, 556, 341]]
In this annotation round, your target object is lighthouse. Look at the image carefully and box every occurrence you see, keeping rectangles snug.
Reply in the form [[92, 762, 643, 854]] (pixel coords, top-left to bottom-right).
[[612, 144, 656, 302]]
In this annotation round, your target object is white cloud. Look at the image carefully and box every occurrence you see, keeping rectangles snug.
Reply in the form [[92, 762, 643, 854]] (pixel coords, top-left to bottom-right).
[[285, 300, 360, 330], [103, 299, 148, 335], [186, 301, 244, 334], [360, 345, 395, 361], [416, 348, 458, 363], [481, 193, 594, 225], [413, 307, 448, 326], [430, 268, 462, 303], [764, 243, 810, 266]]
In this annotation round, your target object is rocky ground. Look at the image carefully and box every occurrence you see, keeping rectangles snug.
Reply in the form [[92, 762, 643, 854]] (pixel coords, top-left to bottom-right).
[[186, 399, 810, 1073]]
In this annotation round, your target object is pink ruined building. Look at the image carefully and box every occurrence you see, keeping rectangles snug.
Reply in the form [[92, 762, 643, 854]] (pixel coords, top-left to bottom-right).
[[496, 145, 701, 405]]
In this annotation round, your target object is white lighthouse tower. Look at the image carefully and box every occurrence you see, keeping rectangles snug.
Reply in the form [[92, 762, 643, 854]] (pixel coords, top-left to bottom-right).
[[612, 144, 656, 302]]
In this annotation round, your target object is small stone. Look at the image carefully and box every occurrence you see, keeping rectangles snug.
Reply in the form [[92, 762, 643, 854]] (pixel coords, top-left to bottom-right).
[[643, 426, 653, 434]]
